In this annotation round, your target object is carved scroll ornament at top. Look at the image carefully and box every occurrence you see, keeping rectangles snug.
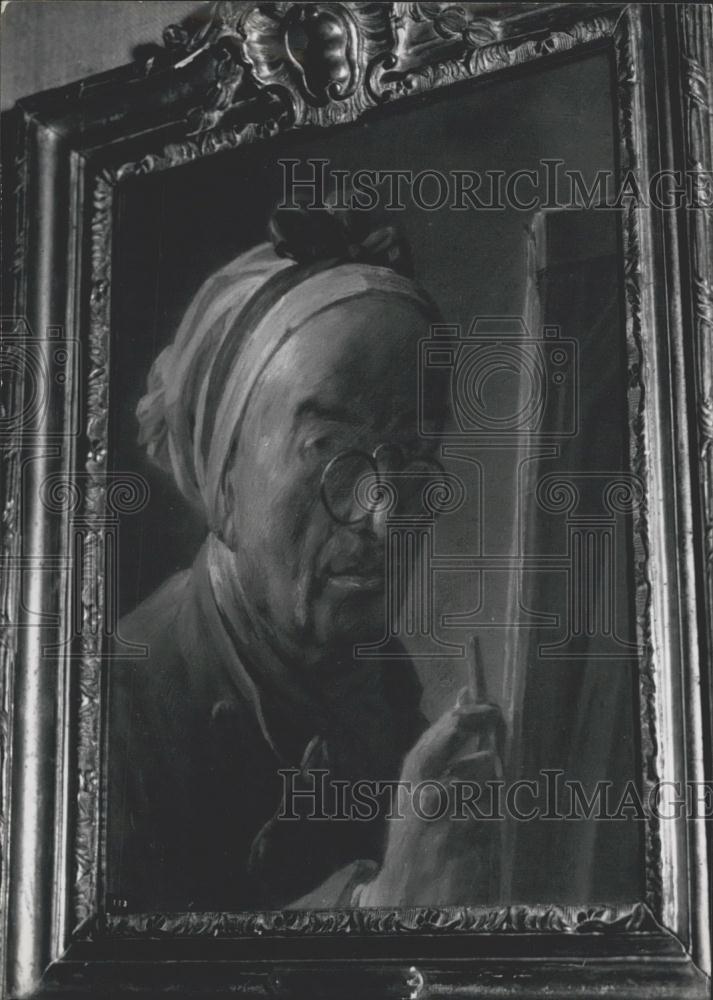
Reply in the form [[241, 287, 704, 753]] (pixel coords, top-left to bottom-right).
[[159, 1, 393, 129], [240, 2, 381, 106], [158, 1, 510, 132]]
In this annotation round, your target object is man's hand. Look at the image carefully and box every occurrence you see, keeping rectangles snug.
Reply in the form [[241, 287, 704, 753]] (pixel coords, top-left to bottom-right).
[[359, 637, 505, 907]]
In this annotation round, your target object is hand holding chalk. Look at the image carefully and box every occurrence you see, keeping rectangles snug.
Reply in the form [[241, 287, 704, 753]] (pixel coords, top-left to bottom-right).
[[467, 633, 487, 703]]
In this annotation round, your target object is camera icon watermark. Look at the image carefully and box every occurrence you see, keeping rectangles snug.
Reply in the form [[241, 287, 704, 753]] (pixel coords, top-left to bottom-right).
[[0, 318, 80, 437], [419, 317, 579, 441]]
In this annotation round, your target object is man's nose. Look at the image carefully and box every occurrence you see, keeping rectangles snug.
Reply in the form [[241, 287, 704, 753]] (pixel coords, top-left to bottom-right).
[[343, 474, 390, 539], [361, 458, 398, 539], [364, 496, 389, 541]]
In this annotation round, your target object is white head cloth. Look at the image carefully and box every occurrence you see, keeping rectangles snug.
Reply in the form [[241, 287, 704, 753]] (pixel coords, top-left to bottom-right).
[[136, 242, 435, 531]]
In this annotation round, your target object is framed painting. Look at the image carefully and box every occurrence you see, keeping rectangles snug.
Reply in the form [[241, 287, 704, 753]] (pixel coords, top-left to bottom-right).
[[1, 2, 711, 997]]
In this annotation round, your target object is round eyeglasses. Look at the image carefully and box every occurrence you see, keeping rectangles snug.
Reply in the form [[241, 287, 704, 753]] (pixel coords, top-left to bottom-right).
[[319, 442, 445, 526]]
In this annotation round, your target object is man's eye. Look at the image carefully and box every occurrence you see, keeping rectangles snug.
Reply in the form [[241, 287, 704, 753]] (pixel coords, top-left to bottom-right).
[[302, 435, 333, 456]]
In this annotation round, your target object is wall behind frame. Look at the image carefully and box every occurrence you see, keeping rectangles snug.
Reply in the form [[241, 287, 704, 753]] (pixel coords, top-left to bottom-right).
[[0, 0, 207, 111]]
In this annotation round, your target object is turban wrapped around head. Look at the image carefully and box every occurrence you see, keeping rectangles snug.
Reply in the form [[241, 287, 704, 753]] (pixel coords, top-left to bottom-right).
[[136, 205, 438, 533]]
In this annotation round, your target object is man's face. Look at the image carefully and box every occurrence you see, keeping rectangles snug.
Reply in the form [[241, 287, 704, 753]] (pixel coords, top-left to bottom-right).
[[222, 294, 441, 661]]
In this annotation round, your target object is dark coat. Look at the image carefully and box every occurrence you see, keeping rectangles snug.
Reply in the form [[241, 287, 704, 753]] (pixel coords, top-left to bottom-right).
[[107, 539, 427, 912]]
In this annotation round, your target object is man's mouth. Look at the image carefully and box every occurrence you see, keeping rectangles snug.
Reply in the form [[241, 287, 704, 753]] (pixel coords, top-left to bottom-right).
[[323, 554, 385, 591], [318, 539, 387, 593], [327, 571, 384, 591]]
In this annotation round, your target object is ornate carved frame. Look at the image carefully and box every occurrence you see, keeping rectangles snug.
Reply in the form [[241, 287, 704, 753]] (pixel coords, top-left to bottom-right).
[[1, 2, 711, 997]]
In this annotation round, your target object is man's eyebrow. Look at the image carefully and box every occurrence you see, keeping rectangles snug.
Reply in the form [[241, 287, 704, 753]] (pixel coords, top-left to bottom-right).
[[294, 399, 362, 426]]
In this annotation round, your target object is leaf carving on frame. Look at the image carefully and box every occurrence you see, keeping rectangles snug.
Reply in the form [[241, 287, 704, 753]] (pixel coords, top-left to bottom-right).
[[94, 903, 659, 939], [389, 1, 501, 75]]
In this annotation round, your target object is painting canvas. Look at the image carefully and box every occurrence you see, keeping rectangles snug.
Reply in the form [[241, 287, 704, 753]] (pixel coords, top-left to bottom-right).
[[104, 50, 642, 914]]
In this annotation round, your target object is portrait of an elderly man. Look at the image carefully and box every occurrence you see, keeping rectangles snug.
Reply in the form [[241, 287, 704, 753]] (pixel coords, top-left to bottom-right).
[[108, 205, 502, 912]]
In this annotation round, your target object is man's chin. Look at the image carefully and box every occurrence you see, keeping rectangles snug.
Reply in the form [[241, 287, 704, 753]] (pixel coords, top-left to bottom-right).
[[312, 582, 387, 648]]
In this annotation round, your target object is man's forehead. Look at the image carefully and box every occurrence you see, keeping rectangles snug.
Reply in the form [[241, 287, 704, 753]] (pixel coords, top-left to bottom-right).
[[251, 309, 433, 431]]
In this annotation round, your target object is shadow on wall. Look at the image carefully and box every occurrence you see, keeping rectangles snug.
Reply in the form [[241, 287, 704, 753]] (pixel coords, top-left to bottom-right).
[[0, 0, 208, 111]]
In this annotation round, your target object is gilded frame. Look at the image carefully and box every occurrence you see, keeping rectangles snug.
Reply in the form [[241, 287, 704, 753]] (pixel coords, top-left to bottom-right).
[[1, 2, 711, 997]]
